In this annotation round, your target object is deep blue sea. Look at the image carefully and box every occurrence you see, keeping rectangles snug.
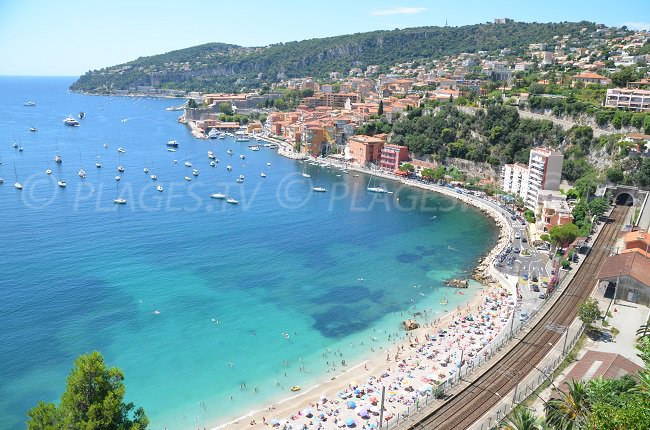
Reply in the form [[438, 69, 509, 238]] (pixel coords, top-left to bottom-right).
[[0, 77, 497, 429]]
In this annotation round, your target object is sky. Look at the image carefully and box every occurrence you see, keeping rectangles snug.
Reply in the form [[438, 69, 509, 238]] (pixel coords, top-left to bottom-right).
[[0, 0, 649, 76]]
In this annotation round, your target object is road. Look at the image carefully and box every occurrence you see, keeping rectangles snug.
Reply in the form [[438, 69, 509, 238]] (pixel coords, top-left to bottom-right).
[[404, 204, 625, 430]]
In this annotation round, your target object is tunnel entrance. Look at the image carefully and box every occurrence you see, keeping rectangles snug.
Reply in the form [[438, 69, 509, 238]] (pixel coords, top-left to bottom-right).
[[615, 192, 634, 206]]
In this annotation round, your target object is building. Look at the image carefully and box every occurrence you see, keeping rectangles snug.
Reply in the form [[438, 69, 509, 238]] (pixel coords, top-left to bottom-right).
[[597, 252, 650, 305], [622, 230, 650, 257], [556, 350, 643, 394], [348, 135, 384, 165], [379, 144, 409, 171], [572, 72, 611, 86], [500, 163, 530, 199], [605, 88, 650, 112], [537, 190, 574, 232], [525, 148, 564, 210]]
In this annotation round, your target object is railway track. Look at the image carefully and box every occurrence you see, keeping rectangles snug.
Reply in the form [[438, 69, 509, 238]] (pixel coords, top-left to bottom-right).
[[407, 205, 626, 430]]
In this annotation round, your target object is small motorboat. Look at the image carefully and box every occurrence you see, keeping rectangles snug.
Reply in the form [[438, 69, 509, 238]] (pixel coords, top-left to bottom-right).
[[226, 198, 238, 204], [30, 127, 37, 132], [113, 198, 127, 205], [167, 148, 176, 152], [239, 154, 245, 159], [166, 140, 179, 147], [57, 180, 66, 188], [267, 162, 271, 166], [54, 154, 62, 164], [236, 178, 243, 183], [226, 165, 232, 171], [117, 166, 125, 172], [210, 161, 216, 167], [156, 185, 163, 192], [208, 150, 216, 159], [184, 176, 191, 181], [78, 169, 86, 178], [144, 167, 149, 173], [45, 169, 52, 175], [184, 161, 192, 167], [260, 172, 267, 178], [302, 173, 311, 178], [312, 187, 327, 192], [117, 147, 126, 153], [115, 176, 121, 181], [150, 174, 157, 180], [192, 169, 199, 176], [210, 193, 227, 199], [226, 149, 233, 155], [96, 162, 102, 168]]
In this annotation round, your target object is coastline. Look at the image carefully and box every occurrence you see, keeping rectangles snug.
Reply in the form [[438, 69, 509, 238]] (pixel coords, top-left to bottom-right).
[[204, 142, 516, 429]]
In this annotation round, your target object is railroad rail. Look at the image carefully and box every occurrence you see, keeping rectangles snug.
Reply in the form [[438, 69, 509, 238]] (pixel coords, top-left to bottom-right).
[[406, 204, 626, 429]]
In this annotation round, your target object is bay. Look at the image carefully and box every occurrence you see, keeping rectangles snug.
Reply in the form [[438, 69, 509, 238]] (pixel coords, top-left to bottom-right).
[[0, 77, 497, 429]]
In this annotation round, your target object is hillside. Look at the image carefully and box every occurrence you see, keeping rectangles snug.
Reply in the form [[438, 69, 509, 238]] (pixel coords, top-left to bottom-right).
[[71, 21, 596, 94]]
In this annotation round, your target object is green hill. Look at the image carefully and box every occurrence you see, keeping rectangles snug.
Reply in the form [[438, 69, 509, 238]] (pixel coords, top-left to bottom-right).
[[71, 21, 596, 94]]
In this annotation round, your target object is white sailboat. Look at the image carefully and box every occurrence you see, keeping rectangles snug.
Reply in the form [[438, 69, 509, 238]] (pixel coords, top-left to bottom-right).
[[366, 177, 392, 194], [14, 163, 23, 190], [113, 183, 127, 205]]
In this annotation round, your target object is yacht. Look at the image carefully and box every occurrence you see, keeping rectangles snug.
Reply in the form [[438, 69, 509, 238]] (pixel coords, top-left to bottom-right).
[[367, 186, 392, 194], [208, 129, 219, 139], [210, 193, 227, 199], [45, 169, 52, 175], [57, 180, 67, 188], [24, 101, 36, 107], [63, 115, 79, 126], [156, 185, 163, 192], [113, 198, 127, 205], [54, 154, 62, 164], [192, 169, 199, 177], [117, 166, 125, 172], [226, 198, 239, 204], [115, 176, 121, 181], [312, 187, 327, 192], [302, 173, 311, 178], [166, 140, 179, 147], [248, 145, 260, 151], [235, 136, 250, 142], [150, 174, 157, 180], [207, 150, 216, 159], [260, 172, 267, 178], [184, 161, 192, 167], [78, 169, 86, 178]]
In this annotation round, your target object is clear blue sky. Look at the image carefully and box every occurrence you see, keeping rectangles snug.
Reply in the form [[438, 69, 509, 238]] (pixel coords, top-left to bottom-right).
[[1, 0, 649, 76]]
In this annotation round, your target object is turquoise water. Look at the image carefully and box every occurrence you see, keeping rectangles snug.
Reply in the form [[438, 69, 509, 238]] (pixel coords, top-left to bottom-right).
[[0, 77, 497, 429]]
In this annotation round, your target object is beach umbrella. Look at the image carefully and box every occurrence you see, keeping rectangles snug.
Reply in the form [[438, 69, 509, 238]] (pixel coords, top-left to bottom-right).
[[369, 396, 378, 404], [302, 408, 313, 417], [270, 418, 279, 426], [346, 418, 356, 427], [347, 400, 357, 408]]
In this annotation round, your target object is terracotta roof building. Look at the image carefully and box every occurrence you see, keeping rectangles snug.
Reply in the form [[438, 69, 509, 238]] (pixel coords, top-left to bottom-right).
[[597, 252, 650, 305]]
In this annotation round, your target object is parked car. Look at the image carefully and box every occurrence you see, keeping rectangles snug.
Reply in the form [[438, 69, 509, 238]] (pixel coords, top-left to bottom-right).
[[514, 232, 521, 239], [514, 247, 521, 253], [522, 237, 527, 243], [539, 292, 546, 299], [519, 311, 529, 321], [522, 273, 529, 281], [532, 275, 539, 283], [532, 284, 540, 292]]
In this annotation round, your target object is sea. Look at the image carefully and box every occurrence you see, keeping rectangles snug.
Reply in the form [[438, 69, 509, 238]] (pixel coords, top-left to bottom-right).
[[0, 77, 498, 429]]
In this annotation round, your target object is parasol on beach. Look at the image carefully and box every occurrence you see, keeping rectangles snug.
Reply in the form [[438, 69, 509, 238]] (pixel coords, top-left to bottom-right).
[[346, 418, 356, 427], [347, 400, 357, 409], [302, 408, 313, 417], [269, 418, 279, 426]]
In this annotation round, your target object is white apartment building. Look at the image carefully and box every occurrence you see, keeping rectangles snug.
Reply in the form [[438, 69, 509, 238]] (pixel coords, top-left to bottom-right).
[[525, 148, 564, 210], [500, 163, 530, 198], [605, 88, 650, 112]]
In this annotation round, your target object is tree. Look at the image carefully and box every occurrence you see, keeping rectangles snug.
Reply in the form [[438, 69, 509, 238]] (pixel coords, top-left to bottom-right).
[[218, 102, 233, 115], [186, 98, 198, 109], [606, 166, 624, 184], [545, 380, 591, 430], [399, 163, 414, 173], [378, 99, 384, 116], [27, 351, 148, 430], [588, 197, 609, 218], [549, 223, 579, 248], [578, 298, 602, 329], [503, 406, 542, 430]]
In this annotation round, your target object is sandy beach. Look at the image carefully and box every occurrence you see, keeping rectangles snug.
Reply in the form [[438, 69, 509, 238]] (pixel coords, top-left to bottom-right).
[[200, 148, 517, 430]]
